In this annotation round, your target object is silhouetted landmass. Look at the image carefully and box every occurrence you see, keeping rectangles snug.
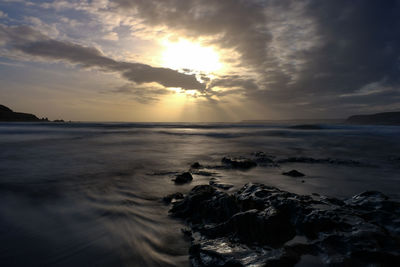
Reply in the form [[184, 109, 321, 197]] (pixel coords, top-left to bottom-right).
[[346, 112, 400, 125], [0, 104, 48, 122], [241, 119, 343, 124]]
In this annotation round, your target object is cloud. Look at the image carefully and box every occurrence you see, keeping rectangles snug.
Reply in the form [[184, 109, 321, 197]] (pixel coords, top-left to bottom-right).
[[208, 75, 259, 91], [2, 0, 400, 118], [109, 0, 400, 116], [103, 31, 119, 41], [112, 83, 171, 104], [111, 0, 271, 71], [0, 24, 205, 91]]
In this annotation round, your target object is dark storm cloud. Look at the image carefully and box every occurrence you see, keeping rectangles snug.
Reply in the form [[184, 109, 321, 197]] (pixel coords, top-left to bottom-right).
[[0, 24, 205, 91], [111, 0, 400, 116], [208, 75, 259, 91], [287, 0, 400, 95]]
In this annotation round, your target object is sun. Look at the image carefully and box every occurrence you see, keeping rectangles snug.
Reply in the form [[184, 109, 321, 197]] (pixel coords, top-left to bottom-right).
[[161, 39, 222, 73]]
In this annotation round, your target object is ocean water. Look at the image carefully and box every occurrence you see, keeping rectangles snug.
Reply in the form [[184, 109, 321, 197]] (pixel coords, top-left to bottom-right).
[[0, 122, 399, 266]]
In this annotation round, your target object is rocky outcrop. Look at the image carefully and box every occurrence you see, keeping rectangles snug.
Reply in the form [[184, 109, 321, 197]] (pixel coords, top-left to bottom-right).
[[168, 183, 400, 266], [209, 180, 234, 190], [0, 104, 46, 122]]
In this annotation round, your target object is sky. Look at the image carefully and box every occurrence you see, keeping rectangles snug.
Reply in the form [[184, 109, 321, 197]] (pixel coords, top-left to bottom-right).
[[0, 0, 399, 122]]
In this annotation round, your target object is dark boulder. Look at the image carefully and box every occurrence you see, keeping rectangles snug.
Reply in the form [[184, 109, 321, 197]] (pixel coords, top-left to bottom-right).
[[173, 172, 193, 184], [191, 162, 202, 168], [282, 170, 305, 177]]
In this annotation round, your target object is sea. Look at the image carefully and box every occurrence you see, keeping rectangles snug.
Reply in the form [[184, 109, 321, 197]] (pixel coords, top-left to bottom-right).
[[0, 122, 399, 266]]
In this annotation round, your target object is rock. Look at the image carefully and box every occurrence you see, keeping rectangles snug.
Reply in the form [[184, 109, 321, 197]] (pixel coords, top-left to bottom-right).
[[162, 192, 184, 204], [221, 157, 257, 169], [282, 170, 305, 177], [191, 162, 202, 168], [252, 152, 277, 166], [253, 151, 267, 157], [0, 104, 12, 112], [170, 182, 400, 266], [209, 181, 234, 190], [173, 172, 193, 184], [170, 185, 239, 224]]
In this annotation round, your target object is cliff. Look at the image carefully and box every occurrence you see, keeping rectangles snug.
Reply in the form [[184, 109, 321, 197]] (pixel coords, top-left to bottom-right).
[[346, 111, 400, 125], [0, 104, 47, 122]]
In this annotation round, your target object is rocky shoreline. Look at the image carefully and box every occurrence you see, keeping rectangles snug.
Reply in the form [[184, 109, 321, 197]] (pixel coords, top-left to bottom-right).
[[163, 158, 400, 266]]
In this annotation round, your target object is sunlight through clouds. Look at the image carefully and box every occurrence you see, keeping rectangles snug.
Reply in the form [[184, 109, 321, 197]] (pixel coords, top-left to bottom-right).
[[161, 39, 222, 73]]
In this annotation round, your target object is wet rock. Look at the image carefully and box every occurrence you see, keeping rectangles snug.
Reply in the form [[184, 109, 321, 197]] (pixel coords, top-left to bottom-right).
[[282, 170, 305, 177], [252, 152, 277, 166], [162, 192, 184, 204], [221, 157, 257, 169], [191, 162, 202, 169], [170, 182, 400, 266], [225, 207, 296, 247], [171, 185, 239, 225], [173, 172, 193, 184], [209, 181, 234, 190]]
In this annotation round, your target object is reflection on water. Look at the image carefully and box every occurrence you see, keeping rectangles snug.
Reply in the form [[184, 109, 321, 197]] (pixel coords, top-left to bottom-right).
[[0, 122, 399, 266]]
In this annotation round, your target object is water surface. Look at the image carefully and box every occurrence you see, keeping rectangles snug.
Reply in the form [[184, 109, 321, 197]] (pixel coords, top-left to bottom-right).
[[1, 122, 399, 266]]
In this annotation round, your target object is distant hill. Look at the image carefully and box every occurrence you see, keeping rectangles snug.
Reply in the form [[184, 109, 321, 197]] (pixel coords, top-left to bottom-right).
[[241, 119, 343, 124], [0, 104, 47, 122], [346, 112, 400, 125]]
